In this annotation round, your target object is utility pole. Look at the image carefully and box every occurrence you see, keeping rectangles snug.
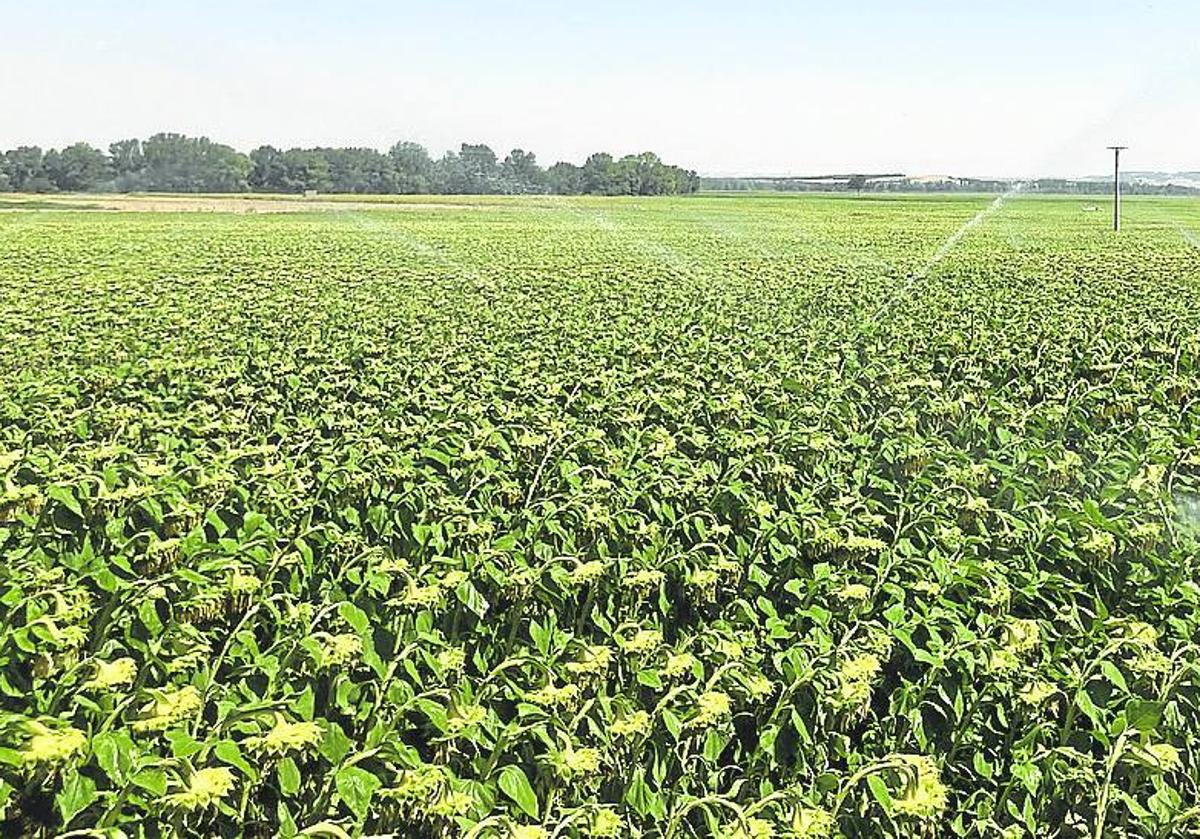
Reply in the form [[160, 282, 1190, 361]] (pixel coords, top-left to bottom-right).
[[1107, 146, 1127, 232]]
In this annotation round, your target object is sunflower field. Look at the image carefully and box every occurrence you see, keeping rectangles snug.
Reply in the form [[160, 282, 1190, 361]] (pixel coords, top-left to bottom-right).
[[2, 194, 1200, 837]]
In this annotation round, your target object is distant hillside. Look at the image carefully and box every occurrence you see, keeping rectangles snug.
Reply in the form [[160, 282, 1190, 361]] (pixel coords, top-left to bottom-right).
[[701, 173, 1200, 195], [1077, 171, 1200, 190]]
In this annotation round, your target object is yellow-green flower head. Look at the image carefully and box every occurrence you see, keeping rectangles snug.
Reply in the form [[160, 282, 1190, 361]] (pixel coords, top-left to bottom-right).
[[439, 569, 469, 590], [830, 653, 882, 710], [1003, 619, 1041, 655], [913, 580, 942, 597], [586, 806, 624, 837], [687, 567, 721, 595], [436, 647, 467, 673], [526, 683, 579, 709], [842, 534, 887, 556], [836, 583, 871, 602], [791, 806, 835, 838], [1124, 621, 1158, 646], [840, 653, 881, 683], [622, 569, 665, 591], [164, 767, 236, 811], [1080, 530, 1116, 560], [1128, 648, 1171, 675], [132, 685, 203, 732], [429, 788, 474, 818], [566, 645, 613, 677], [690, 691, 733, 729], [85, 656, 137, 690], [663, 651, 698, 679], [985, 579, 1011, 609], [890, 754, 949, 821], [246, 716, 323, 755], [318, 633, 362, 668], [610, 710, 652, 739], [621, 629, 662, 656], [1018, 680, 1057, 707], [717, 638, 746, 660], [570, 560, 607, 587], [376, 554, 410, 575], [19, 720, 87, 767], [381, 764, 447, 804], [554, 743, 601, 780], [446, 702, 487, 736], [510, 825, 549, 839], [229, 569, 261, 595], [743, 673, 775, 701], [987, 647, 1021, 675], [720, 816, 773, 839], [402, 583, 444, 609]]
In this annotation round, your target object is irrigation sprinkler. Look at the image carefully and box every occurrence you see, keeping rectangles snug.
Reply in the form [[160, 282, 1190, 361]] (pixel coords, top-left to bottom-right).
[[1107, 146, 1128, 232]]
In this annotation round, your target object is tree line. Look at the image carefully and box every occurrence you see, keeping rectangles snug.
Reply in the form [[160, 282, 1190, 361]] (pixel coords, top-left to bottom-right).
[[0, 133, 700, 196]]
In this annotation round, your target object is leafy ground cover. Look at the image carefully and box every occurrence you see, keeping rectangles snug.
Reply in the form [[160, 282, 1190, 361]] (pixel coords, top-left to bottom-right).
[[1, 194, 1199, 837]]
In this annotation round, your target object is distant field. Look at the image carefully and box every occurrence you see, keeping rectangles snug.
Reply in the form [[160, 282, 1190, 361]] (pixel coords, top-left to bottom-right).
[[2, 194, 1200, 836]]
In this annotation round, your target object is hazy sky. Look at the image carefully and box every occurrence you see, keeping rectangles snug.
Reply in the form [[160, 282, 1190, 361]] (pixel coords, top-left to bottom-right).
[[3, 1, 1197, 176]]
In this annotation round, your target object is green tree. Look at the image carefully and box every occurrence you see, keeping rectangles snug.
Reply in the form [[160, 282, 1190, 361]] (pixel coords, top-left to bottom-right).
[[389, 142, 434, 193], [501, 149, 544, 193], [140, 133, 250, 192], [45, 142, 111, 191], [581, 152, 615, 194], [460, 143, 498, 193], [2, 146, 52, 191], [545, 161, 583, 194], [249, 145, 286, 192]]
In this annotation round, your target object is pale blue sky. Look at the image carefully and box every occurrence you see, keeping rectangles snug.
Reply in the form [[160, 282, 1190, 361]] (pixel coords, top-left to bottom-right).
[[2, 1, 1196, 176]]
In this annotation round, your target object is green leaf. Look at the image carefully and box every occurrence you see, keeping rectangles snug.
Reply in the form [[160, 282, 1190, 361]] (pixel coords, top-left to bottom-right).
[[47, 484, 83, 518], [319, 721, 354, 764], [137, 598, 163, 634], [338, 602, 370, 634], [132, 768, 168, 796], [636, 669, 663, 689], [278, 756, 302, 796], [1100, 661, 1128, 693], [164, 729, 204, 760], [455, 580, 490, 619], [625, 768, 658, 818], [335, 765, 381, 822], [214, 740, 258, 781], [867, 774, 893, 812], [93, 731, 136, 783], [662, 708, 682, 741], [1126, 699, 1164, 733], [56, 769, 97, 826], [498, 764, 539, 818]]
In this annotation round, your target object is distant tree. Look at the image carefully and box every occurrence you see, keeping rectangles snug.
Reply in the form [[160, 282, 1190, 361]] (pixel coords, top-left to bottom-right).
[[847, 174, 867, 192], [108, 139, 143, 174], [459, 143, 498, 192], [0, 132, 699, 196], [433, 152, 469, 194], [581, 152, 615, 195], [249, 145, 286, 191], [140, 133, 250, 192], [322, 147, 398, 194], [389, 141, 433, 193], [278, 148, 332, 193], [501, 149, 544, 193], [45, 142, 111, 191], [3, 146, 52, 191], [545, 161, 583, 194]]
